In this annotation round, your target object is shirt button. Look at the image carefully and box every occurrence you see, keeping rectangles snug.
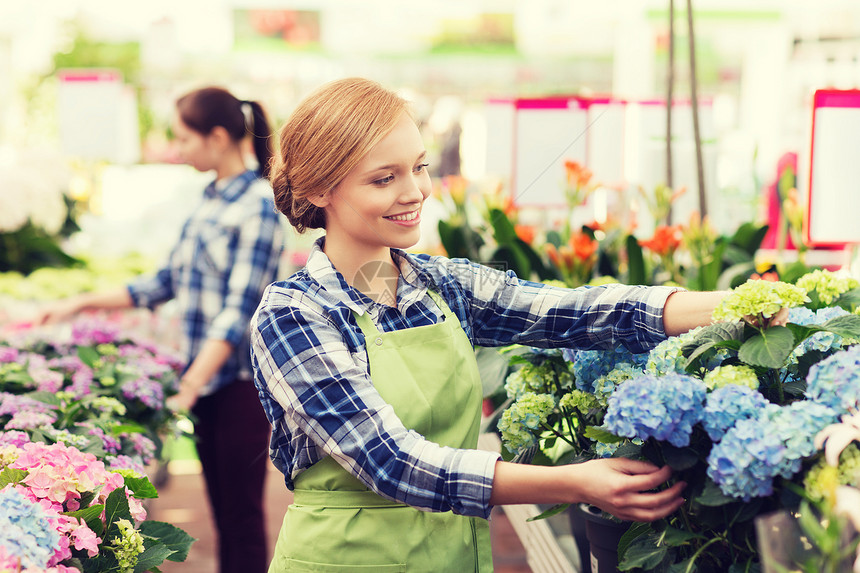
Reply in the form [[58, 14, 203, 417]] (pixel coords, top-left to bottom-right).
[[375, 337, 383, 346]]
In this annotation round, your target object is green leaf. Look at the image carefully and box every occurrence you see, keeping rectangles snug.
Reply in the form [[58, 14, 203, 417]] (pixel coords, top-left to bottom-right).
[[810, 314, 860, 339], [103, 487, 132, 540], [626, 235, 646, 285], [123, 475, 159, 499], [660, 444, 700, 471], [661, 526, 702, 546], [134, 541, 175, 572], [695, 479, 736, 507], [836, 287, 860, 311], [526, 503, 570, 522], [24, 390, 63, 406], [618, 533, 667, 570], [738, 327, 795, 369], [77, 346, 100, 369], [64, 504, 106, 535], [731, 222, 769, 256], [488, 207, 517, 244], [617, 521, 651, 562], [138, 520, 197, 562], [584, 426, 625, 444], [0, 467, 28, 488]]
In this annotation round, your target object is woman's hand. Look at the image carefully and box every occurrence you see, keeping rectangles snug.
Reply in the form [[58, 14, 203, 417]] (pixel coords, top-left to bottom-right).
[[573, 458, 686, 522], [490, 457, 685, 522]]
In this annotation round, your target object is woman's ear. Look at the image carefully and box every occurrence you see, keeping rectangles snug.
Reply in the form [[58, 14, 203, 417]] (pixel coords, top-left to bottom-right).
[[208, 126, 232, 149], [306, 191, 330, 208]]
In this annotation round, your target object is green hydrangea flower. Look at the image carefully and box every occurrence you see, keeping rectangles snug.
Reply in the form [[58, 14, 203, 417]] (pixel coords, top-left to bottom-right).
[[559, 389, 598, 414], [796, 269, 859, 305], [498, 392, 556, 454], [111, 518, 145, 573], [703, 364, 760, 391], [712, 280, 809, 323], [804, 443, 860, 502]]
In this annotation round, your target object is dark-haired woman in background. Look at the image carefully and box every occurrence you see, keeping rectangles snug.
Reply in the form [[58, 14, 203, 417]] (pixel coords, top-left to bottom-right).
[[33, 86, 285, 573]]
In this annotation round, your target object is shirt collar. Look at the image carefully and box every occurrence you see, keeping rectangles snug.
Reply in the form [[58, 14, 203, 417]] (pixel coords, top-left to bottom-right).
[[204, 170, 257, 201], [305, 237, 432, 315]]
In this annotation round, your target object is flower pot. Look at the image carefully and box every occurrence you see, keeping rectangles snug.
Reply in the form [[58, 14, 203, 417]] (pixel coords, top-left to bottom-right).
[[573, 503, 631, 573]]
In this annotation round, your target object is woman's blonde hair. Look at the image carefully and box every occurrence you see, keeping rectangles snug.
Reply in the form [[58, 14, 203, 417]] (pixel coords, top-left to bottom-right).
[[271, 77, 410, 232]]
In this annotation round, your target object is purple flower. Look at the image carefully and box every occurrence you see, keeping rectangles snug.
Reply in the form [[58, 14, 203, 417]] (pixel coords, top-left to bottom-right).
[[121, 377, 165, 410], [0, 431, 30, 448], [0, 347, 19, 363]]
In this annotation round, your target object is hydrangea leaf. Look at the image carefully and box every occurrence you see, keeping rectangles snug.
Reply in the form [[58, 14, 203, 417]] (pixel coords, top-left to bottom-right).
[[76, 345, 100, 368], [133, 541, 175, 572], [122, 475, 158, 500], [660, 526, 703, 546], [525, 503, 570, 522], [0, 467, 27, 488], [695, 480, 736, 507], [618, 533, 667, 570], [64, 504, 106, 536], [809, 314, 860, 339], [584, 425, 625, 444], [836, 287, 860, 311], [738, 327, 795, 369], [136, 521, 197, 561], [660, 444, 700, 471]]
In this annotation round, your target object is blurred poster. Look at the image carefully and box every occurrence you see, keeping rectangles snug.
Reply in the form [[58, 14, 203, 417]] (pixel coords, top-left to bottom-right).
[[57, 69, 140, 164], [233, 9, 321, 50]]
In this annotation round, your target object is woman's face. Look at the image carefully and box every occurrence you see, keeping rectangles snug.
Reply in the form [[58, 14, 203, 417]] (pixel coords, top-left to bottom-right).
[[318, 112, 432, 257], [171, 115, 218, 173]]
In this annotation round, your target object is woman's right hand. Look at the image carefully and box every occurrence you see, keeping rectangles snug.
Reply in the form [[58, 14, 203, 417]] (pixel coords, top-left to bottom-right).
[[29, 298, 85, 326], [574, 458, 686, 522]]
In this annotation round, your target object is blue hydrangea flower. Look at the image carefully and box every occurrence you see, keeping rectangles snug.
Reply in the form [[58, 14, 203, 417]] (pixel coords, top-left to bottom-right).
[[707, 402, 838, 501], [645, 327, 729, 376], [702, 385, 769, 441], [789, 306, 851, 358], [564, 347, 648, 394], [0, 487, 60, 568], [604, 373, 707, 447], [805, 345, 860, 414]]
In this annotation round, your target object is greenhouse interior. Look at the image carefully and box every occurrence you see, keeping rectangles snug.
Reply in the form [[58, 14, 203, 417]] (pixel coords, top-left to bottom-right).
[[2, 1, 860, 572]]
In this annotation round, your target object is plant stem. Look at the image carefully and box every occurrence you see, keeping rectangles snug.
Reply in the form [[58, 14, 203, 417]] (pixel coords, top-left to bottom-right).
[[685, 536, 723, 573]]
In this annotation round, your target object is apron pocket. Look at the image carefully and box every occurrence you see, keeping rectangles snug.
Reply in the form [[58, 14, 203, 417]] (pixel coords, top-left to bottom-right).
[[282, 558, 405, 572]]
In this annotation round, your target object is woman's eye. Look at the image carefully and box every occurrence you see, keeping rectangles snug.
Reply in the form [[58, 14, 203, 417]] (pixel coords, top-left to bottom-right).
[[414, 163, 429, 173], [374, 175, 394, 185]]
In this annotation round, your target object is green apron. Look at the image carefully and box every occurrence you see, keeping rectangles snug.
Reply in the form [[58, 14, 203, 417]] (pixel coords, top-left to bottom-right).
[[269, 290, 494, 572]]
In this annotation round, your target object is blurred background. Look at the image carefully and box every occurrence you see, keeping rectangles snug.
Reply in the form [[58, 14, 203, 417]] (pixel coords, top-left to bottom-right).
[[4, 0, 860, 266], [5, 2, 860, 571]]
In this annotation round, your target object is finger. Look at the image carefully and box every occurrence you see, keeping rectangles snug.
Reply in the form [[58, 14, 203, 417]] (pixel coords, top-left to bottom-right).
[[621, 465, 674, 491], [628, 480, 687, 510], [607, 457, 664, 476], [624, 494, 686, 522]]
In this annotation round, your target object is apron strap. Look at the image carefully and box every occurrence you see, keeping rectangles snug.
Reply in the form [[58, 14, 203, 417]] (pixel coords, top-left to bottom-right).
[[293, 488, 405, 508], [353, 289, 454, 339]]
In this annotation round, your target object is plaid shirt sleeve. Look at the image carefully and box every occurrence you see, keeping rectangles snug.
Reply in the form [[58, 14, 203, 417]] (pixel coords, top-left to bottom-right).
[[251, 285, 499, 519], [428, 256, 680, 352], [207, 197, 284, 347], [126, 225, 188, 309]]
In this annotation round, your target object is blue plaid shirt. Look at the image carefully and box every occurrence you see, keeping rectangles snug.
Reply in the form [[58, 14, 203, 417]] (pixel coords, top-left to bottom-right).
[[251, 238, 679, 519], [129, 170, 284, 395]]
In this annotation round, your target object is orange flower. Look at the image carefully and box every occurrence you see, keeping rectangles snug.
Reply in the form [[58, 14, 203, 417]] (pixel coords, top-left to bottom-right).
[[442, 175, 469, 206], [640, 225, 683, 256], [751, 271, 779, 282], [515, 224, 536, 245], [546, 243, 562, 268], [570, 232, 598, 261], [564, 160, 593, 189]]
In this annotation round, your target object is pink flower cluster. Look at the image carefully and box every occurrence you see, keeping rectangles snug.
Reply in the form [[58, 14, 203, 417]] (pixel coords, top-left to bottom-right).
[[1, 441, 147, 568]]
